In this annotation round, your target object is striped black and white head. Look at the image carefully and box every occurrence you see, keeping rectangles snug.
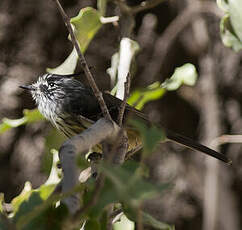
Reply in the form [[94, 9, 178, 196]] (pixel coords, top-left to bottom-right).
[[20, 73, 84, 123]]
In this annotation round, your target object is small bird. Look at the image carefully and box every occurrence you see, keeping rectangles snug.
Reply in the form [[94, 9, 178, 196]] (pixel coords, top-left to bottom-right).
[[20, 73, 230, 164]]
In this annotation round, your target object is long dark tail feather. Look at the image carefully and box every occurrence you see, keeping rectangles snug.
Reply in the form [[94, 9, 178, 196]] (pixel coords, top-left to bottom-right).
[[166, 130, 231, 164]]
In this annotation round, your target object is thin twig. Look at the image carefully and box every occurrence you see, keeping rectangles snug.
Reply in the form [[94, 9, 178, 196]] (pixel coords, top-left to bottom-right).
[[118, 73, 131, 126], [132, 0, 166, 14], [52, 0, 112, 121], [211, 135, 242, 147]]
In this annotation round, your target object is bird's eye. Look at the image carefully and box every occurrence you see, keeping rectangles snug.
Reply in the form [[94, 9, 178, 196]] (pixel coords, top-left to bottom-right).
[[49, 82, 55, 87]]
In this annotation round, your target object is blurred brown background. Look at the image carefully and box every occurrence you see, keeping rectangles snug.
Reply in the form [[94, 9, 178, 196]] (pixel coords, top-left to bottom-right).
[[0, 0, 242, 229]]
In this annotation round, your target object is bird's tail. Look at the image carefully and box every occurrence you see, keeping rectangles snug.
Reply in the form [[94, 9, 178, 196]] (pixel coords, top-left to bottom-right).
[[166, 130, 231, 164]]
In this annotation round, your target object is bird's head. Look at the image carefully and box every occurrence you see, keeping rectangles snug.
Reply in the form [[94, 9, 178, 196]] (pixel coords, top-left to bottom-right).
[[20, 73, 84, 119], [20, 73, 83, 104]]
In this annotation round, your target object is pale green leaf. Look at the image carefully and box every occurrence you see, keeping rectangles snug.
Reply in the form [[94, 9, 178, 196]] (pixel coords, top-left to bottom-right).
[[100, 161, 169, 208], [0, 117, 26, 133], [0, 193, 4, 213], [113, 214, 135, 230], [71, 7, 102, 53], [43, 150, 61, 186], [0, 109, 44, 134], [229, 0, 242, 41], [47, 7, 102, 74], [128, 82, 165, 110], [130, 119, 165, 156], [42, 128, 66, 174], [162, 63, 198, 91], [11, 182, 33, 214], [220, 14, 242, 51], [23, 109, 44, 123], [107, 52, 119, 89], [218, 0, 242, 51], [217, 0, 229, 11]]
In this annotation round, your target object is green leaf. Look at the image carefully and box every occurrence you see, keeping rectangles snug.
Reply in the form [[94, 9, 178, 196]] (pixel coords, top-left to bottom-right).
[[107, 52, 119, 90], [217, 0, 229, 11], [71, 7, 102, 53], [127, 64, 197, 110], [217, 0, 242, 51], [23, 109, 44, 123], [228, 0, 242, 41], [85, 161, 169, 219], [85, 219, 101, 230], [161, 63, 198, 91], [113, 214, 135, 230], [47, 7, 102, 74], [11, 182, 33, 214], [42, 128, 66, 174], [10, 145, 61, 225], [14, 192, 68, 230], [130, 119, 166, 156], [42, 149, 61, 187], [84, 178, 120, 218], [11, 182, 56, 215], [220, 14, 242, 51], [0, 193, 4, 213], [0, 109, 44, 134], [100, 161, 170, 208], [128, 82, 165, 110], [0, 117, 26, 133]]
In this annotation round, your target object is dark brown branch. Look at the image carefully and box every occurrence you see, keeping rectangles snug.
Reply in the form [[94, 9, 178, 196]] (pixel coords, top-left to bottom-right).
[[118, 73, 131, 126], [52, 0, 112, 121]]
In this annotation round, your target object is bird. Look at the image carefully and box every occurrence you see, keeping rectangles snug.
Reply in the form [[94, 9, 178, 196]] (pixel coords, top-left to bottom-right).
[[20, 72, 230, 164]]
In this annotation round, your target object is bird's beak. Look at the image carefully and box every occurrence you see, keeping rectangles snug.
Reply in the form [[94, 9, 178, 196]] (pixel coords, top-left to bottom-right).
[[19, 85, 36, 91]]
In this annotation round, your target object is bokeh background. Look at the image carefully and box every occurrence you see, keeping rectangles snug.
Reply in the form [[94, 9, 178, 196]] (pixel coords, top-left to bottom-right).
[[0, 0, 242, 229]]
